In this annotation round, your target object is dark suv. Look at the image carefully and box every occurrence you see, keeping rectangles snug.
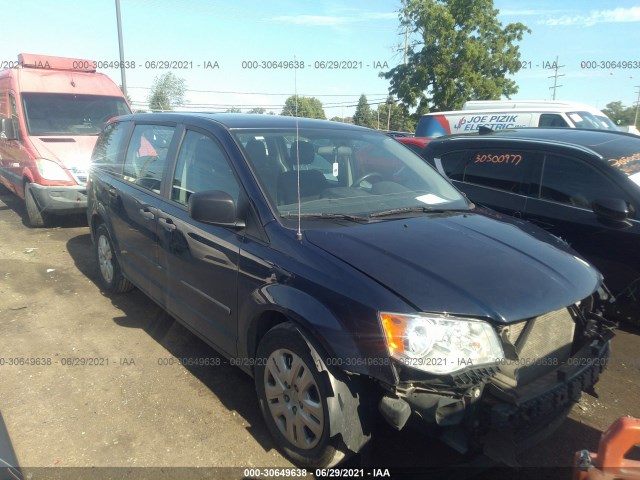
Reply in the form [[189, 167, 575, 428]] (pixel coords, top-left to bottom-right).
[[87, 113, 613, 468], [420, 128, 640, 324]]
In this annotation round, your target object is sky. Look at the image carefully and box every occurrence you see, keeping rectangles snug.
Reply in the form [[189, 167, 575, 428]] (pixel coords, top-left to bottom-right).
[[1, 0, 639, 120]]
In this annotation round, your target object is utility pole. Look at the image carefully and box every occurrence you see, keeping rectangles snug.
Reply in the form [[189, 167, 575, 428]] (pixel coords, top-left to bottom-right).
[[548, 56, 565, 100], [115, 0, 127, 97], [634, 85, 640, 127], [386, 98, 394, 131]]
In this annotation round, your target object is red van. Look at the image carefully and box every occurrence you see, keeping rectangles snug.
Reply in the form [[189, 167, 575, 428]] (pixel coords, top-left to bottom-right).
[[0, 53, 130, 226]]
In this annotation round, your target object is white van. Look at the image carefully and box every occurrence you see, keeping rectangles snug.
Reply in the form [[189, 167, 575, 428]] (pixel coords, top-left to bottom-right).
[[463, 100, 617, 130], [415, 103, 616, 138]]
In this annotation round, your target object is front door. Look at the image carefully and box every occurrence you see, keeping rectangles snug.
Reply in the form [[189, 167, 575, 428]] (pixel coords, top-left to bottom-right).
[[157, 128, 243, 356]]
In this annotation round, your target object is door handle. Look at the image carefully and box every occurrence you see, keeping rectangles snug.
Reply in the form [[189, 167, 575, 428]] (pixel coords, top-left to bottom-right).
[[159, 217, 177, 231], [139, 208, 155, 220]]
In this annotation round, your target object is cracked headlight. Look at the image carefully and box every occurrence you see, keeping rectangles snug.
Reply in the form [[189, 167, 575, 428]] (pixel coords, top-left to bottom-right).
[[379, 312, 504, 374]]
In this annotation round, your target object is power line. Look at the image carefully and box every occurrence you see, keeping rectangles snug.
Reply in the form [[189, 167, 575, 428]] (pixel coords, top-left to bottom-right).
[[128, 86, 390, 97]]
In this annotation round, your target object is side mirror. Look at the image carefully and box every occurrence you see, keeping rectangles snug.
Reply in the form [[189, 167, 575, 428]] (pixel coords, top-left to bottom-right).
[[188, 190, 245, 229], [1, 118, 17, 140], [592, 197, 629, 223]]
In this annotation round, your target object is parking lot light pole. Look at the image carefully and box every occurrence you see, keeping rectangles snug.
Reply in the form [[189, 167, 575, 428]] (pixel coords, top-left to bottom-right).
[[115, 0, 127, 97], [634, 86, 640, 127]]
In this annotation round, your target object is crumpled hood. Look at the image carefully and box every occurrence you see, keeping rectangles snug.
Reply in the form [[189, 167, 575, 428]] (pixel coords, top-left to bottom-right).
[[305, 211, 600, 323], [30, 135, 98, 174]]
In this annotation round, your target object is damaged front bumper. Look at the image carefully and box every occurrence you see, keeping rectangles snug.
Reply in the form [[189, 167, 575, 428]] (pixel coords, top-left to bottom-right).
[[378, 327, 613, 461]]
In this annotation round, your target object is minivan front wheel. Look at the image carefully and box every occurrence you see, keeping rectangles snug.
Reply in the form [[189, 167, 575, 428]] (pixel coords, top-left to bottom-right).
[[94, 223, 133, 293], [255, 323, 368, 468]]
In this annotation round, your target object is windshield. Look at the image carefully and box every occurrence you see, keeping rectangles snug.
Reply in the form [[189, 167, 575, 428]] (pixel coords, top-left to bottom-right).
[[594, 114, 618, 130], [234, 128, 469, 218], [567, 111, 604, 129], [608, 152, 640, 185], [22, 93, 131, 136]]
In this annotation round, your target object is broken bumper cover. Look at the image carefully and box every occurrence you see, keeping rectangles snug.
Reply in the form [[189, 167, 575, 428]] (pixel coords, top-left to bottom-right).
[[379, 331, 613, 456]]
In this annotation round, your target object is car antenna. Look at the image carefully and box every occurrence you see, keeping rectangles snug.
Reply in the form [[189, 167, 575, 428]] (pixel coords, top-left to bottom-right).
[[294, 56, 302, 241]]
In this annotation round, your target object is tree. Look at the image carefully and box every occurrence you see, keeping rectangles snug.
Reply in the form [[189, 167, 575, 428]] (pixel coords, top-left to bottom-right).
[[374, 97, 416, 132], [281, 96, 326, 119], [382, 0, 530, 113], [147, 72, 186, 112], [353, 94, 375, 128], [225, 107, 242, 113], [602, 101, 637, 126], [248, 107, 266, 114]]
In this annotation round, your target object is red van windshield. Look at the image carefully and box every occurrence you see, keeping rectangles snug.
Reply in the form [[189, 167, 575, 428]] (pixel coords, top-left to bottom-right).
[[22, 93, 130, 136]]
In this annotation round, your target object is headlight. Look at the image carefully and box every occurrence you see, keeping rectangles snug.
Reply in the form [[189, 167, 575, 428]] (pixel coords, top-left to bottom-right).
[[379, 312, 504, 374], [35, 158, 72, 181]]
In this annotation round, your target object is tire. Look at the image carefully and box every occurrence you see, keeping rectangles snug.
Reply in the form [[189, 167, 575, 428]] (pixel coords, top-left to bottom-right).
[[94, 223, 134, 293], [24, 182, 50, 228], [255, 323, 367, 468]]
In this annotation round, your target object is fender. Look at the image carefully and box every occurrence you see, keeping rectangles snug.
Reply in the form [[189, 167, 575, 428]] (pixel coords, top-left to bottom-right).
[[239, 283, 397, 386]]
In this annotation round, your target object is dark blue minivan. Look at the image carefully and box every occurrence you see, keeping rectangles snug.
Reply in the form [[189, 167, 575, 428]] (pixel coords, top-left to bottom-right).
[[87, 113, 613, 468]]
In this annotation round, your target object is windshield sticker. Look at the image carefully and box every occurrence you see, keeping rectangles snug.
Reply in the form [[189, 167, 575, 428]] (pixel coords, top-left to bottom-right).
[[474, 153, 522, 166], [569, 113, 583, 123], [609, 153, 640, 175], [416, 193, 447, 205], [630, 172, 640, 187]]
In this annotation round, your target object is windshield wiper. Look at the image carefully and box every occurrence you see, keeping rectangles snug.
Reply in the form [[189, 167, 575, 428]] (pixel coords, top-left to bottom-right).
[[280, 212, 370, 223], [369, 206, 467, 218]]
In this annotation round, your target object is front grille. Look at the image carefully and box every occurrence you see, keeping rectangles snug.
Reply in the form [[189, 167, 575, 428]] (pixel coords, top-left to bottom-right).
[[498, 308, 575, 386]]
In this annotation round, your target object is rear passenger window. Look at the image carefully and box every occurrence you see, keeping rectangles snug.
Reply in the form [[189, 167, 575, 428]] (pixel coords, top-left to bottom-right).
[[462, 150, 533, 194], [92, 122, 127, 174], [123, 124, 175, 193], [537, 154, 628, 208], [171, 130, 239, 206]]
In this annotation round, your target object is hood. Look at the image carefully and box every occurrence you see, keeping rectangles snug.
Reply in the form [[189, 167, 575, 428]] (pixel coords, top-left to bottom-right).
[[305, 211, 600, 323], [29, 135, 98, 175]]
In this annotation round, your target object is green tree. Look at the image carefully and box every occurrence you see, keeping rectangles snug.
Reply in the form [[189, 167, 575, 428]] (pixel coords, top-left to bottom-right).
[[375, 97, 416, 132], [602, 101, 637, 126], [353, 94, 375, 128], [248, 107, 266, 114], [147, 72, 186, 112], [382, 0, 530, 113], [281, 96, 326, 119], [225, 107, 242, 113]]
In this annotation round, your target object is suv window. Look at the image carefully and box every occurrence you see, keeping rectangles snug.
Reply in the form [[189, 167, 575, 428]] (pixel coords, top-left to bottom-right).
[[539, 114, 569, 128], [438, 151, 468, 180], [123, 124, 175, 193], [462, 149, 533, 194], [92, 122, 128, 174], [171, 130, 240, 206], [537, 153, 628, 209]]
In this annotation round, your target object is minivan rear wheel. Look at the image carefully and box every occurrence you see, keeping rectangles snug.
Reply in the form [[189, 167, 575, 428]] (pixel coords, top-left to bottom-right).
[[255, 323, 367, 468], [24, 182, 50, 228], [95, 223, 133, 293]]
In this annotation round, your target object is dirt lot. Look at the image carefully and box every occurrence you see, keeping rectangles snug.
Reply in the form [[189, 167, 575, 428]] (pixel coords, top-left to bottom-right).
[[0, 184, 639, 479]]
